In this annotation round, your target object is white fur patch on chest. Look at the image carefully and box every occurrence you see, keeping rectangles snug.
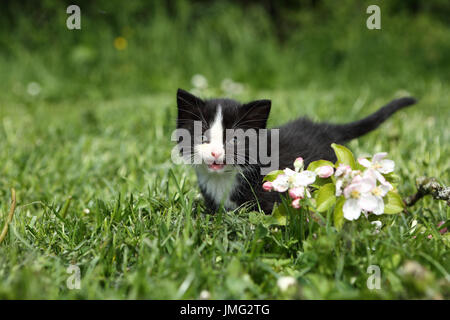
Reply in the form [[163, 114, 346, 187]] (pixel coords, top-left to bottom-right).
[[196, 166, 238, 210]]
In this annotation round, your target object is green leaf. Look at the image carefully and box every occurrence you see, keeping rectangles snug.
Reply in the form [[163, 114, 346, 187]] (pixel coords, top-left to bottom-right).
[[254, 223, 269, 239], [311, 177, 333, 188], [315, 183, 336, 212], [263, 170, 284, 182], [307, 160, 335, 171], [331, 143, 356, 169], [266, 203, 287, 226], [334, 197, 345, 230], [384, 190, 405, 214]]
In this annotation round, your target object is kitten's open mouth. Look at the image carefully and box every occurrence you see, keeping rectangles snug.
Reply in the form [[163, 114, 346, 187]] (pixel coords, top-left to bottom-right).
[[207, 162, 226, 171]]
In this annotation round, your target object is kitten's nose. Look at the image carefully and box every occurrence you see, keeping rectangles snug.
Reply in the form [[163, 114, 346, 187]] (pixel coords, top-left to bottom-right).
[[211, 151, 222, 159]]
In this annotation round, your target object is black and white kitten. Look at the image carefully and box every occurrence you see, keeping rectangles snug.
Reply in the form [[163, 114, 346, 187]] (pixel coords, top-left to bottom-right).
[[175, 88, 416, 214]]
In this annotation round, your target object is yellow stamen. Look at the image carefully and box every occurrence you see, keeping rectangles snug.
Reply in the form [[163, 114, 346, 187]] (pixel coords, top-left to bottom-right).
[[372, 187, 382, 196], [350, 190, 360, 199]]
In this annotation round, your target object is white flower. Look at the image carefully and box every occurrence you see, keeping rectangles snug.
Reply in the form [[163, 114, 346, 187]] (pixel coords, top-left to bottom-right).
[[343, 170, 393, 220], [368, 183, 392, 215], [291, 198, 301, 209], [277, 276, 297, 292], [364, 167, 393, 188], [272, 174, 289, 192], [290, 170, 316, 187], [289, 187, 305, 199], [270, 167, 316, 195], [342, 175, 376, 220], [334, 165, 353, 196], [358, 152, 395, 174], [335, 164, 351, 177]]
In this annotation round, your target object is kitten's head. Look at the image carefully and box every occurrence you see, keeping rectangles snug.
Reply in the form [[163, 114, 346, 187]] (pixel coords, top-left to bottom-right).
[[175, 88, 271, 173]]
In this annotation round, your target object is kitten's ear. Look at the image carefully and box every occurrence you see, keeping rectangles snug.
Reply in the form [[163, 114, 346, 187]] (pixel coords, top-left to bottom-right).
[[240, 99, 271, 129], [177, 88, 204, 110], [176, 89, 205, 128]]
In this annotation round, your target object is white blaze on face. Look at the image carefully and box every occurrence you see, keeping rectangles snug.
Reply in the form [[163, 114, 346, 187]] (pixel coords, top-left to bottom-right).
[[195, 105, 225, 166]]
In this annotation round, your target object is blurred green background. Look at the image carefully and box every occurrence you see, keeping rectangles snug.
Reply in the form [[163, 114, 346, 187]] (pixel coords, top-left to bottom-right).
[[0, 0, 449, 299], [1, 0, 449, 101]]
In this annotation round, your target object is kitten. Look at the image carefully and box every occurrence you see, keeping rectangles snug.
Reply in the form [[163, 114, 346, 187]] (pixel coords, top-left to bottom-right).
[[174, 88, 416, 214]]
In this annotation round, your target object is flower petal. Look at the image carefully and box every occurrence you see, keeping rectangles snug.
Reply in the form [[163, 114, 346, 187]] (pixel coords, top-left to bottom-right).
[[343, 184, 355, 198], [316, 165, 334, 178], [262, 181, 273, 192], [283, 168, 296, 177], [358, 158, 372, 168], [379, 184, 392, 196], [335, 164, 351, 177], [294, 157, 304, 171], [359, 193, 378, 212], [372, 152, 387, 162], [272, 174, 289, 192], [359, 178, 376, 193], [289, 187, 304, 199], [335, 179, 343, 196], [291, 198, 301, 209], [372, 196, 385, 215], [378, 159, 395, 174], [293, 170, 316, 186], [343, 198, 361, 220]]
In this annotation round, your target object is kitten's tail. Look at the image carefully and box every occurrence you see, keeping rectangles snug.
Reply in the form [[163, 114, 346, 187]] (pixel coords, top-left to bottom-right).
[[332, 97, 416, 143]]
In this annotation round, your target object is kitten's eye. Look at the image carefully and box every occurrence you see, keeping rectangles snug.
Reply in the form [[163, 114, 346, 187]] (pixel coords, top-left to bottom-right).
[[228, 136, 239, 145], [202, 135, 210, 143]]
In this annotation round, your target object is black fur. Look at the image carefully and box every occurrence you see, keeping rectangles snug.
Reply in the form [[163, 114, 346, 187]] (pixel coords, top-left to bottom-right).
[[176, 89, 416, 214]]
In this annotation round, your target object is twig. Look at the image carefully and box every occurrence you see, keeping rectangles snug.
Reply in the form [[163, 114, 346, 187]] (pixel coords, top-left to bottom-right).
[[0, 189, 17, 245], [404, 177, 450, 207]]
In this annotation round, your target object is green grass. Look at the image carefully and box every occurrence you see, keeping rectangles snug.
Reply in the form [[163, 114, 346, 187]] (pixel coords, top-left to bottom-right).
[[0, 0, 449, 299], [0, 83, 448, 299]]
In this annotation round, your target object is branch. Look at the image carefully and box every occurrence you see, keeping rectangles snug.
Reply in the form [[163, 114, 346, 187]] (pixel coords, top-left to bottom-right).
[[404, 177, 450, 207], [0, 189, 17, 245]]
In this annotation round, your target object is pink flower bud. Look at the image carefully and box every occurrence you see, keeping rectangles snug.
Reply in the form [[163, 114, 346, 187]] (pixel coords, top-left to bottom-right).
[[437, 221, 447, 234], [288, 187, 304, 199], [262, 181, 273, 192], [291, 198, 301, 209], [316, 165, 334, 178], [294, 157, 304, 169]]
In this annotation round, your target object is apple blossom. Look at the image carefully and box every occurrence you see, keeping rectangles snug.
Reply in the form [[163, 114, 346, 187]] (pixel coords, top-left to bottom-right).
[[291, 198, 301, 209], [342, 176, 377, 220], [291, 170, 316, 187], [272, 174, 289, 192], [358, 152, 395, 174], [369, 183, 392, 215], [262, 181, 273, 191], [289, 187, 305, 199], [315, 165, 334, 178], [294, 157, 304, 171], [335, 164, 351, 177]]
